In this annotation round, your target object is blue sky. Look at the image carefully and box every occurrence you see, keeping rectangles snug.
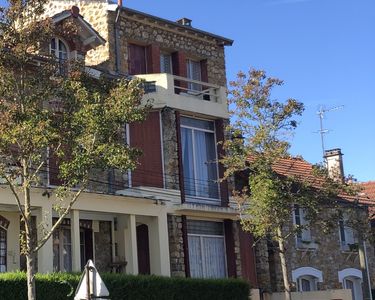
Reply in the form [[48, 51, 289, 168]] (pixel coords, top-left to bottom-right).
[[124, 0, 375, 182]]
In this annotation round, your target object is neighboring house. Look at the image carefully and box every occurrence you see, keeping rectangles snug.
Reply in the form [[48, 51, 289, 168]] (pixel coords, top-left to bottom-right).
[[0, 0, 258, 288], [252, 149, 375, 300]]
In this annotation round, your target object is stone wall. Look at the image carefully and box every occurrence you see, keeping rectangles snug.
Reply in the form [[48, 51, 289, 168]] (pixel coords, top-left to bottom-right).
[[167, 214, 185, 277], [161, 108, 180, 190], [233, 221, 242, 277], [94, 220, 112, 272], [256, 211, 375, 293]]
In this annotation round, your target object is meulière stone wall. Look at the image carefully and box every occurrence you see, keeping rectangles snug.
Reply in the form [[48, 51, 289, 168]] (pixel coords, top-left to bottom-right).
[[113, 9, 227, 86], [256, 211, 375, 292], [167, 215, 186, 277]]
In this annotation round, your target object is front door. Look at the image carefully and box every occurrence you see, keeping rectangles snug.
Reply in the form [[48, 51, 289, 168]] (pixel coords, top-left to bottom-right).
[[136, 224, 150, 275]]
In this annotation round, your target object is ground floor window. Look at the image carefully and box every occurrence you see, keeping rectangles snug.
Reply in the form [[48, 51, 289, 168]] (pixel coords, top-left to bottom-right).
[[343, 276, 363, 300], [297, 275, 318, 292], [53, 227, 72, 272], [0, 227, 6, 272], [187, 220, 226, 278], [292, 267, 323, 292]]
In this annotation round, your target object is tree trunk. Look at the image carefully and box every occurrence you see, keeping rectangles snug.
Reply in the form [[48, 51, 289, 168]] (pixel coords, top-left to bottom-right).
[[26, 252, 36, 300], [277, 226, 291, 300]]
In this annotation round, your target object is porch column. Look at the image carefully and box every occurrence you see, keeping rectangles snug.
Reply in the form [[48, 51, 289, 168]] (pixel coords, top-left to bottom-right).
[[71, 209, 81, 271], [149, 212, 170, 276], [124, 214, 138, 274], [36, 204, 53, 273]]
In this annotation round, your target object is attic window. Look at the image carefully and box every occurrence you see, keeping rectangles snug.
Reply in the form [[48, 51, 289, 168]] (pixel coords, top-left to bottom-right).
[[177, 18, 192, 27], [50, 37, 69, 75]]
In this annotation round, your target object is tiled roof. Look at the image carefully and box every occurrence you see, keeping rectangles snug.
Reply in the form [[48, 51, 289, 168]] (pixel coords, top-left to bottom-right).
[[251, 156, 371, 205], [359, 181, 375, 217]]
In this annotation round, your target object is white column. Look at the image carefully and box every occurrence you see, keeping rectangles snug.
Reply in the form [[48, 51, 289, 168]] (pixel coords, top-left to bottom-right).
[[36, 204, 53, 273], [70, 209, 81, 272], [149, 213, 170, 276], [124, 214, 138, 274]]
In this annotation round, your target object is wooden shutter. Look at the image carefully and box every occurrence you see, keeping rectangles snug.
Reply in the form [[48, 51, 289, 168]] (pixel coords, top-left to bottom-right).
[[146, 44, 161, 74], [239, 226, 258, 287], [224, 219, 237, 278], [172, 51, 187, 94], [128, 43, 147, 75], [129, 111, 163, 188]]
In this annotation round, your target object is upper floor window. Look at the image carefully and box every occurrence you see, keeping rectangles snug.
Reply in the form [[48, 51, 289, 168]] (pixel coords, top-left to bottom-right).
[[160, 53, 172, 74], [50, 38, 69, 75], [339, 214, 358, 251], [181, 117, 219, 202], [186, 59, 202, 92], [294, 205, 313, 248]]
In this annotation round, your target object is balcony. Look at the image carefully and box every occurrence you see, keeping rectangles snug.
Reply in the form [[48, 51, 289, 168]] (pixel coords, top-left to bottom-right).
[[135, 73, 228, 118]]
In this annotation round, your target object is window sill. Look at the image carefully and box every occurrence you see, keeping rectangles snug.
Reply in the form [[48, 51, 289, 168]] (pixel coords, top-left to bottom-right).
[[296, 241, 318, 250]]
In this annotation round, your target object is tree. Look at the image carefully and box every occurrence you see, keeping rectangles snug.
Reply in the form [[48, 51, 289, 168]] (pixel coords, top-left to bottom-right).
[[222, 69, 362, 300], [0, 0, 150, 299]]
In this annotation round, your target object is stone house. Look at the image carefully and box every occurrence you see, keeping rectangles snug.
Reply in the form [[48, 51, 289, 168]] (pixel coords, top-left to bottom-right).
[[0, 0, 258, 288], [252, 149, 375, 300]]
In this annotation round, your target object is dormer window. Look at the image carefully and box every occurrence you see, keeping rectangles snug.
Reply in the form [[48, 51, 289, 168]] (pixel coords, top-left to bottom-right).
[[50, 38, 69, 75]]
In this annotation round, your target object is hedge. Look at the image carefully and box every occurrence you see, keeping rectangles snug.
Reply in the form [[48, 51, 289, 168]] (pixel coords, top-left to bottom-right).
[[0, 272, 250, 300]]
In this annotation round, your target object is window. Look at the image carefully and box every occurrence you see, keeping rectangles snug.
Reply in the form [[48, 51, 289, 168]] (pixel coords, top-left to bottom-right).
[[339, 268, 363, 300], [53, 227, 72, 272], [297, 275, 317, 292], [0, 228, 6, 272], [186, 59, 202, 92], [160, 53, 172, 74], [181, 117, 219, 202], [292, 267, 323, 292], [294, 205, 312, 248], [187, 220, 226, 278], [339, 214, 358, 251], [128, 43, 147, 75], [50, 38, 69, 75]]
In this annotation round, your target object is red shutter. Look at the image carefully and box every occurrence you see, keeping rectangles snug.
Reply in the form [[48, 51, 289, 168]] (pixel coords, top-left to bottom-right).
[[172, 51, 187, 94], [146, 44, 161, 74], [224, 219, 237, 278], [200, 59, 208, 83], [129, 111, 163, 188], [239, 225, 258, 287], [215, 119, 229, 206], [128, 43, 146, 75], [48, 146, 69, 186]]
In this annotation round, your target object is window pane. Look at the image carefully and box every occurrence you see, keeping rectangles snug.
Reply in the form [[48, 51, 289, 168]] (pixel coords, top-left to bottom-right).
[[181, 117, 214, 131], [301, 278, 311, 291], [187, 220, 223, 236], [188, 235, 203, 278], [160, 53, 172, 73], [202, 236, 226, 278], [181, 127, 195, 197]]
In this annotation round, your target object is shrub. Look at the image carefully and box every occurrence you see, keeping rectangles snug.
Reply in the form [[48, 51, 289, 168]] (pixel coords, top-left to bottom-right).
[[0, 272, 250, 300]]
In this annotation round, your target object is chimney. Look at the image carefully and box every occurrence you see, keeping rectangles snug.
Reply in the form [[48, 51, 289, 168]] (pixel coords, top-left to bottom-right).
[[177, 18, 192, 27], [118, 0, 123, 7], [324, 148, 344, 182]]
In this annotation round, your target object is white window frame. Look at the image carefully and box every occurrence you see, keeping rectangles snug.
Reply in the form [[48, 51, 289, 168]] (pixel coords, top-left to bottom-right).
[[292, 267, 323, 292], [53, 226, 72, 272], [339, 268, 363, 300], [186, 58, 202, 93], [50, 37, 70, 75], [338, 214, 358, 252], [180, 116, 220, 204], [293, 206, 316, 249]]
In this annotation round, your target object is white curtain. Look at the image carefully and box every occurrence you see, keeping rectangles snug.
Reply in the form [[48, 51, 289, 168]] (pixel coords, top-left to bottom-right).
[[188, 235, 203, 278], [202, 236, 226, 278], [194, 131, 209, 198], [182, 128, 195, 196]]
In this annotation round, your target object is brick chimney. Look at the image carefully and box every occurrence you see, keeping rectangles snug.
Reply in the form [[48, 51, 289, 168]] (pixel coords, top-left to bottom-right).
[[324, 148, 344, 182], [177, 18, 192, 27]]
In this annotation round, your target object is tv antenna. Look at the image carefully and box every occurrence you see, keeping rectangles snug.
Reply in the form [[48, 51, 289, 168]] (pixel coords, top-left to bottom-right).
[[316, 105, 344, 159]]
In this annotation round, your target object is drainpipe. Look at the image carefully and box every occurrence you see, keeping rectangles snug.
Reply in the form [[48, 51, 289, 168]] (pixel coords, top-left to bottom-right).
[[114, 0, 122, 74], [364, 241, 373, 300]]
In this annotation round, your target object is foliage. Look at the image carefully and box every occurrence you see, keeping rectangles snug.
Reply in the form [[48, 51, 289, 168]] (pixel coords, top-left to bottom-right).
[[0, 272, 251, 300]]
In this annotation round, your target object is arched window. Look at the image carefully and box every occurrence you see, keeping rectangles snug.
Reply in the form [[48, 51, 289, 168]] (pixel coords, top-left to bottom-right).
[[0, 227, 7, 272], [50, 38, 69, 75], [339, 268, 363, 300], [292, 267, 323, 292]]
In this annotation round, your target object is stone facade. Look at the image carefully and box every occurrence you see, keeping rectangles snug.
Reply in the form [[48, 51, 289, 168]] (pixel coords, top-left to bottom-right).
[[233, 221, 242, 277], [256, 211, 375, 293], [94, 220, 112, 272], [167, 215, 185, 277]]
